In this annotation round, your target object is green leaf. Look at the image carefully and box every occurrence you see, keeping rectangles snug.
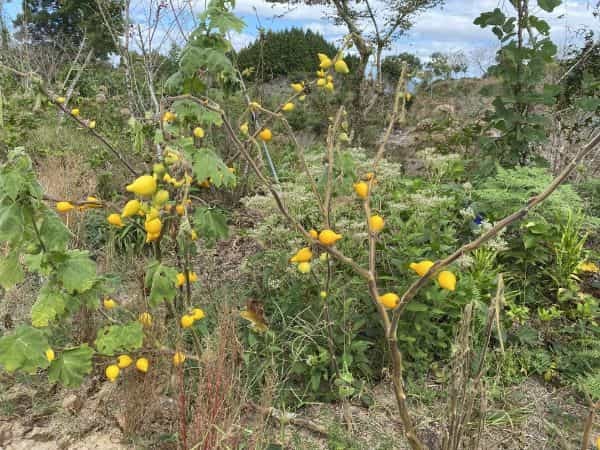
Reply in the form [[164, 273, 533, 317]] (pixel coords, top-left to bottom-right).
[[94, 322, 144, 356], [172, 100, 223, 127], [405, 302, 429, 312], [474, 8, 506, 27], [537, 0, 561, 12], [39, 213, 71, 251], [0, 203, 25, 244], [529, 16, 550, 35], [188, 147, 234, 187], [145, 261, 178, 307], [180, 47, 234, 78], [0, 325, 49, 373], [193, 207, 229, 246], [55, 250, 97, 294], [48, 345, 94, 387], [0, 250, 25, 289], [31, 284, 68, 328]]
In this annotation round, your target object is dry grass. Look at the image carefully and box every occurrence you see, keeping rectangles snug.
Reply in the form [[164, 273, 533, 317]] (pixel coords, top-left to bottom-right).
[[188, 306, 246, 450]]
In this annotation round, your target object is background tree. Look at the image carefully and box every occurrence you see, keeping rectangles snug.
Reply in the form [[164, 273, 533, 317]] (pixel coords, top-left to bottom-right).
[[266, 0, 443, 89], [14, 0, 123, 60], [381, 52, 422, 84], [236, 28, 338, 81], [426, 52, 452, 80]]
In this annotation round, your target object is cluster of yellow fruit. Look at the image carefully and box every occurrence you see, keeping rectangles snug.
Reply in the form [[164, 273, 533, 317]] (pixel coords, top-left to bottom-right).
[[56, 96, 96, 129], [55, 196, 102, 214], [180, 307, 205, 329], [104, 354, 150, 382], [409, 260, 457, 291], [176, 271, 198, 287], [288, 229, 341, 273], [105, 168, 194, 242], [315, 53, 349, 93]]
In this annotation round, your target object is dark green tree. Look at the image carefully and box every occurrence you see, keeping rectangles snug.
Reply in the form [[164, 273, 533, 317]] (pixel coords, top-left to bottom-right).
[[14, 0, 123, 59], [382, 52, 422, 83], [236, 28, 338, 80]]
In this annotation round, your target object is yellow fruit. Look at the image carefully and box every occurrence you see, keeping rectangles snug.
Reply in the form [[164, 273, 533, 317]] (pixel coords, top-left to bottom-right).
[[45, 348, 55, 362], [193, 127, 205, 138], [297, 262, 311, 274], [291, 82, 304, 93], [88, 120, 96, 129], [378, 293, 400, 309], [325, 81, 334, 92], [107, 213, 123, 227], [176, 273, 186, 287], [317, 78, 327, 87], [145, 207, 160, 221], [318, 53, 333, 69], [188, 271, 198, 283], [181, 314, 195, 328], [163, 111, 176, 122], [299, 95, 306, 101], [405, 93, 412, 102], [318, 229, 342, 246], [282, 102, 295, 112], [191, 308, 205, 320], [56, 96, 66, 104], [290, 247, 313, 263], [316, 69, 325, 78], [117, 355, 133, 369], [146, 232, 160, 243], [240, 122, 249, 135], [175, 204, 185, 216], [409, 260, 435, 277], [327, 75, 333, 82], [363, 172, 376, 181], [190, 230, 198, 241], [309, 229, 318, 239], [56, 201, 75, 213], [103, 298, 117, 310], [438, 271, 457, 291], [135, 358, 149, 373], [121, 199, 141, 218], [105, 364, 120, 382], [153, 190, 169, 206], [139, 312, 152, 327], [126, 175, 157, 196], [369, 215, 385, 233], [249, 101, 261, 111], [334, 59, 350, 74], [319, 252, 328, 262], [71, 108, 80, 117], [259, 128, 272, 142], [153, 163, 165, 175], [353, 181, 369, 199], [85, 196, 102, 208], [227, 167, 235, 174], [198, 179, 211, 188], [144, 218, 162, 235], [173, 352, 186, 366], [320, 291, 327, 299]]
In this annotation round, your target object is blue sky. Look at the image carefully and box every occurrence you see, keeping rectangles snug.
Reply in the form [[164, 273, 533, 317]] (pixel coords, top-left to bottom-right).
[[3, 0, 597, 74]]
